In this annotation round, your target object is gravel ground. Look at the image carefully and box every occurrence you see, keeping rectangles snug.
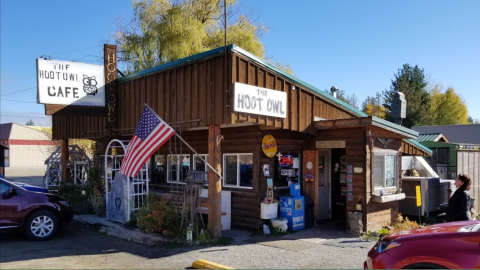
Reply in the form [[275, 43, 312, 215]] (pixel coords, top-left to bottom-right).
[[0, 221, 374, 269], [1, 166, 375, 269]]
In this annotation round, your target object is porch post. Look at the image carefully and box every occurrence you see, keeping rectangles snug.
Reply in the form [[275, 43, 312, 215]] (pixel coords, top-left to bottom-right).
[[61, 139, 69, 182], [208, 125, 222, 238]]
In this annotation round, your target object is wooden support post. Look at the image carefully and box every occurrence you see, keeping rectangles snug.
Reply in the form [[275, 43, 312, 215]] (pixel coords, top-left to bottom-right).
[[61, 139, 69, 182], [208, 125, 222, 238]]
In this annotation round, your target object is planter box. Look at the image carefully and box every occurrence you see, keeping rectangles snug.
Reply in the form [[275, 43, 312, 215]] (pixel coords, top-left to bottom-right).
[[260, 202, 278, 219], [372, 193, 406, 203]]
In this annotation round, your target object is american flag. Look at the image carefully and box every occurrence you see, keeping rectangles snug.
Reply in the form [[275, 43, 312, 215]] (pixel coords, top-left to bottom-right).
[[120, 106, 175, 177]]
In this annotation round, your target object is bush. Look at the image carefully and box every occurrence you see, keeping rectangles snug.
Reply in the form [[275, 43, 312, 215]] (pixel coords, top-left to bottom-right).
[[136, 195, 182, 236], [52, 184, 92, 214], [52, 167, 106, 216], [384, 214, 419, 234]]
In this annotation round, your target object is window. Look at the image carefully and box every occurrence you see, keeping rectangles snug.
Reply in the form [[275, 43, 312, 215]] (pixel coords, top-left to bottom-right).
[[0, 182, 9, 195], [167, 154, 190, 183], [373, 150, 398, 191], [223, 153, 253, 188], [4, 149, 9, 167], [193, 154, 209, 183]]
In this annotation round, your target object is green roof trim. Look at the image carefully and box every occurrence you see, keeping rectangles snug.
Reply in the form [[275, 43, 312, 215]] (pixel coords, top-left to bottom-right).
[[371, 116, 419, 138], [406, 138, 433, 155], [117, 44, 368, 118], [416, 133, 443, 143], [117, 45, 232, 83], [229, 46, 368, 118]]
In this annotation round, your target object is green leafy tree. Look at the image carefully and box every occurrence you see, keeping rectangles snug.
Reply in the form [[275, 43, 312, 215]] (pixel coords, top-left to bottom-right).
[[468, 116, 480, 124], [115, 0, 268, 73], [329, 88, 359, 109], [26, 119, 34, 126], [382, 64, 431, 128], [362, 92, 386, 118], [429, 84, 468, 125]]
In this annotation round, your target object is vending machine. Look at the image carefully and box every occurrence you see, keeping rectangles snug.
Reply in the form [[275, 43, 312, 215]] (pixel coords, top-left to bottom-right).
[[279, 183, 305, 230]]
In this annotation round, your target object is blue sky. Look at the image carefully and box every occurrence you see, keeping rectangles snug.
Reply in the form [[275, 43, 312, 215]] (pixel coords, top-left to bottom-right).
[[2, 0, 479, 126]]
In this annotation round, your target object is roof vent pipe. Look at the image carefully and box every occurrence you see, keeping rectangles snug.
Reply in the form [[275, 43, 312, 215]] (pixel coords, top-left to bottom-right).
[[330, 86, 338, 98]]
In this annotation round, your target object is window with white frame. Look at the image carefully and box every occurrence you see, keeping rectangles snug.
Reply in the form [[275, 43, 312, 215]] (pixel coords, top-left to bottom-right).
[[373, 150, 398, 191], [223, 153, 253, 188], [167, 154, 190, 183], [193, 154, 209, 183]]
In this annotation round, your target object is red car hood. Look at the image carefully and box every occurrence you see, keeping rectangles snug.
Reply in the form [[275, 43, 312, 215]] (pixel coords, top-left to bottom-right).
[[385, 220, 480, 241]]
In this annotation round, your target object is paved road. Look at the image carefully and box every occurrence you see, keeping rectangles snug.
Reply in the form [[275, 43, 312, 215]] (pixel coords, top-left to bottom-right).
[[4, 166, 45, 187], [1, 166, 375, 269], [0, 221, 373, 269]]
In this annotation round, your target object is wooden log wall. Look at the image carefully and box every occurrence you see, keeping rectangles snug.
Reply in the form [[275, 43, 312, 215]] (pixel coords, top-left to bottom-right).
[[365, 127, 403, 231], [53, 49, 359, 142], [230, 54, 357, 135], [314, 128, 367, 228]]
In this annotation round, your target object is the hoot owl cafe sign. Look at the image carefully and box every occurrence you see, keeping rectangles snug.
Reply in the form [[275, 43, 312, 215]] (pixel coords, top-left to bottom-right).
[[233, 82, 287, 118], [36, 58, 105, 106]]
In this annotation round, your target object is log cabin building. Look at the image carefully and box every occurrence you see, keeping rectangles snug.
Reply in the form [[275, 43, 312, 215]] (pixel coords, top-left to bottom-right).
[[47, 44, 431, 233]]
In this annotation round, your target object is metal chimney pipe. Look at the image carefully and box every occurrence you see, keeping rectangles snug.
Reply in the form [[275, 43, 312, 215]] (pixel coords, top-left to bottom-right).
[[330, 86, 338, 98]]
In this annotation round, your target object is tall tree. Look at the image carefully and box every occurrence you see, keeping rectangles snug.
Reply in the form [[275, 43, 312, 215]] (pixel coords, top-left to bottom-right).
[[382, 64, 431, 128], [362, 92, 386, 118], [332, 89, 359, 109], [115, 0, 267, 73], [429, 84, 468, 125]]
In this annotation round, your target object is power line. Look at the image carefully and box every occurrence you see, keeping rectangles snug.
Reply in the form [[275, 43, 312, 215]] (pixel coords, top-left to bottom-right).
[[0, 99, 37, 103], [0, 87, 36, 97], [44, 46, 99, 56], [1, 114, 50, 118]]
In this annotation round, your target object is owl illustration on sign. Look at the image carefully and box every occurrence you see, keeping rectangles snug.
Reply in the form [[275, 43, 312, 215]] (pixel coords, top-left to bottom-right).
[[82, 75, 98, 95]]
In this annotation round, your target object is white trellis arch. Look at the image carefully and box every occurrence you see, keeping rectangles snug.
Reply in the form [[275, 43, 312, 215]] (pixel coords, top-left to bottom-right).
[[105, 139, 149, 222]]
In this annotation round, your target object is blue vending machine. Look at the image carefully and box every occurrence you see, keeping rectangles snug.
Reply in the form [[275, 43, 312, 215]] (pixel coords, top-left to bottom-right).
[[279, 183, 305, 230]]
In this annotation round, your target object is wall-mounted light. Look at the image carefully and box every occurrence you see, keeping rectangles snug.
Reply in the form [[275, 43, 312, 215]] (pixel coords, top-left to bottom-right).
[[292, 85, 296, 91]]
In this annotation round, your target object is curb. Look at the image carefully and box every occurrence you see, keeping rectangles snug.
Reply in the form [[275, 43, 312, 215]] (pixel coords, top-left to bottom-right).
[[73, 214, 170, 246]]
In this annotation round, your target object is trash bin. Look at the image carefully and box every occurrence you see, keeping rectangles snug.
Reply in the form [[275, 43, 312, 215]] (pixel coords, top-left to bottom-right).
[[305, 195, 314, 228]]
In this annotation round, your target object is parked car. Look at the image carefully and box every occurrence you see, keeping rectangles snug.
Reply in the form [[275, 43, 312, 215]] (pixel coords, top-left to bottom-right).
[[364, 220, 480, 269], [0, 178, 73, 240], [12, 182, 50, 193]]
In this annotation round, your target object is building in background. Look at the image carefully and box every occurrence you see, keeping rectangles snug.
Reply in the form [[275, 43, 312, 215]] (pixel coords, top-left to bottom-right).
[[413, 124, 480, 213], [0, 123, 55, 167]]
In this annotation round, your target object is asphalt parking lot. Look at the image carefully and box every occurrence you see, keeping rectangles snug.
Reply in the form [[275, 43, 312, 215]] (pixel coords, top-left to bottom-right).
[[1, 167, 374, 269]]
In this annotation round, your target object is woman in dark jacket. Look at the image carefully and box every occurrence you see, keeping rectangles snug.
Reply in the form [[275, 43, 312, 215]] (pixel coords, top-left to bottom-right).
[[446, 174, 472, 222]]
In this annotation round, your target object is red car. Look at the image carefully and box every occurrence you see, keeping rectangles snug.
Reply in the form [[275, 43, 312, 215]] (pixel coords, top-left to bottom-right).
[[0, 177, 73, 240], [364, 220, 480, 269]]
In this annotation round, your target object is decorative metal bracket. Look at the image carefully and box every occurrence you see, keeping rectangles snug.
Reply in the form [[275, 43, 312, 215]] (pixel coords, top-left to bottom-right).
[[377, 137, 393, 148]]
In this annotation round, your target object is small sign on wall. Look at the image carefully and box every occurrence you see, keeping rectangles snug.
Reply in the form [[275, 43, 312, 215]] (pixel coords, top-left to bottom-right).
[[316, 141, 345, 148]]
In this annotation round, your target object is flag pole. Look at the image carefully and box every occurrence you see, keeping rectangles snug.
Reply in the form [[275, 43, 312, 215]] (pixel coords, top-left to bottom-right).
[[145, 104, 223, 180]]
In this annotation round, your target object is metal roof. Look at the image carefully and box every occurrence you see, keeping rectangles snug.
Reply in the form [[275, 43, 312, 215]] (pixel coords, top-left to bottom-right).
[[117, 44, 368, 118], [412, 124, 480, 145], [416, 133, 448, 143], [371, 116, 419, 139], [406, 139, 433, 155]]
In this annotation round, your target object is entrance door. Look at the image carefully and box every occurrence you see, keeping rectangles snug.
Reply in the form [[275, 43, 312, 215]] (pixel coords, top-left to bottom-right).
[[318, 150, 330, 220], [331, 149, 347, 222]]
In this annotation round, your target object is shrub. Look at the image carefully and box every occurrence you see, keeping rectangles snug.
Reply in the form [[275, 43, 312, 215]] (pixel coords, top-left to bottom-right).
[[136, 195, 182, 236], [384, 214, 419, 233], [51, 167, 106, 216]]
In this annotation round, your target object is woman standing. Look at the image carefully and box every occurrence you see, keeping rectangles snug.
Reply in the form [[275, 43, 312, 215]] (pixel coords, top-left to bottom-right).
[[446, 174, 472, 222]]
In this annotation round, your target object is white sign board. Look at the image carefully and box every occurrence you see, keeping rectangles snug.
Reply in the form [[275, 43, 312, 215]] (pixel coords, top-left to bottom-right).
[[233, 82, 287, 118], [37, 58, 105, 106]]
